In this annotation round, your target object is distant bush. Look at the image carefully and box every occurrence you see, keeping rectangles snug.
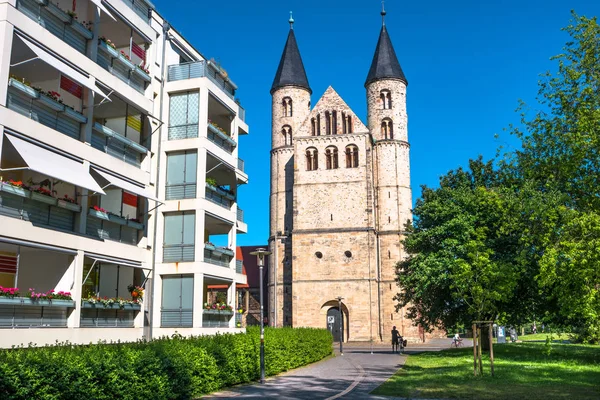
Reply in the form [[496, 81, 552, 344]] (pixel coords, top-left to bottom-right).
[[0, 327, 332, 400]]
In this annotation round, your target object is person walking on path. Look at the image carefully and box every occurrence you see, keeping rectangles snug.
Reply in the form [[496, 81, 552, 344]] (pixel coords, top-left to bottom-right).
[[391, 326, 401, 353]]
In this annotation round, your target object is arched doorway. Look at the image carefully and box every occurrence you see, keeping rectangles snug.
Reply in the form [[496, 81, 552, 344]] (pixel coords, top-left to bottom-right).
[[327, 307, 344, 342]]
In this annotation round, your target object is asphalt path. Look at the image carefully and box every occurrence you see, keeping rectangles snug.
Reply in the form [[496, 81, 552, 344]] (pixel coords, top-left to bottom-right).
[[203, 339, 468, 399]]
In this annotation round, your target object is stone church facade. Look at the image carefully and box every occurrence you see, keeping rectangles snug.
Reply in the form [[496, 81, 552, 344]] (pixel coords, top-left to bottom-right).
[[268, 14, 440, 343]]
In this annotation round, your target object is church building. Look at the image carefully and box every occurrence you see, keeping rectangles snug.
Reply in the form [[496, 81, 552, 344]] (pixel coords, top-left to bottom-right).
[[268, 9, 437, 343]]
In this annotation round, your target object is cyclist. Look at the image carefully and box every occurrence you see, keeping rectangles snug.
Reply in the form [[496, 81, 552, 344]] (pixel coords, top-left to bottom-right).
[[452, 332, 462, 347]]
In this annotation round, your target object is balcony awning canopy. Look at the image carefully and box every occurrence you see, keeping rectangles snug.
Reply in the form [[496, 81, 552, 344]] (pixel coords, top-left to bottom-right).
[[4, 135, 105, 194], [16, 35, 110, 101], [85, 253, 148, 269], [89, 0, 116, 21], [91, 168, 159, 202]]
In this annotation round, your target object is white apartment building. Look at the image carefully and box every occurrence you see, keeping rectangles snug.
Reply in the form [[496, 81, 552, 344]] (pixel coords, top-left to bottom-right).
[[0, 0, 248, 347]]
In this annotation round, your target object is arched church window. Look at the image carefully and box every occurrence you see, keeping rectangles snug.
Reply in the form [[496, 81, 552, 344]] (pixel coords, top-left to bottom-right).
[[282, 97, 293, 117], [345, 145, 359, 168], [380, 90, 392, 109], [306, 147, 318, 171], [311, 118, 316, 136], [317, 114, 321, 136], [282, 125, 292, 146], [346, 115, 353, 133], [332, 111, 337, 135], [325, 146, 338, 170], [325, 111, 331, 135], [381, 118, 393, 139]]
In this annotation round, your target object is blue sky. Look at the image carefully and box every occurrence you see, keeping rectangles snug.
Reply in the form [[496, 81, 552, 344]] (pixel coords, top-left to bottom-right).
[[152, 0, 599, 245]]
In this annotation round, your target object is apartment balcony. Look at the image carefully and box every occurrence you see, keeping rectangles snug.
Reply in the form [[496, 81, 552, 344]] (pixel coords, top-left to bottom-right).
[[165, 182, 197, 201], [96, 39, 148, 94], [167, 60, 237, 100], [121, 0, 154, 23], [7, 78, 86, 141], [91, 123, 147, 168], [203, 243, 234, 268], [237, 158, 245, 172], [236, 259, 243, 274], [207, 121, 236, 153], [205, 183, 234, 210], [237, 208, 244, 223], [16, 0, 93, 55], [0, 298, 74, 328], [161, 309, 192, 328], [203, 276, 234, 328], [238, 105, 246, 122], [85, 208, 141, 245], [168, 123, 198, 140]]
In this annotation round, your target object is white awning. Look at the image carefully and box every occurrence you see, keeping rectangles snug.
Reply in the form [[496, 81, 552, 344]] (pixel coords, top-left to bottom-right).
[[91, 168, 159, 202], [89, 0, 116, 21], [16, 35, 110, 101], [84, 253, 147, 269], [5, 135, 105, 194]]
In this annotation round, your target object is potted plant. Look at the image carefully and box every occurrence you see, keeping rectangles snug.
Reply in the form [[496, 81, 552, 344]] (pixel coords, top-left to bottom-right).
[[1, 180, 31, 198], [98, 37, 119, 58], [26, 288, 75, 307], [118, 50, 135, 70], [127, 284, 144, 302], [30, 186, 57, 206], [205, 177, 218, 192], [133, 62, 151, 82], [88, 205, 110, 220], [0, 286, 22, 305]]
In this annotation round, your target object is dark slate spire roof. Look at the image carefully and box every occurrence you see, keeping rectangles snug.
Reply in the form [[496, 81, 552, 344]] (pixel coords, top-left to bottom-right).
[[365, 25, 407, 87], [271, 29, 311, 94]]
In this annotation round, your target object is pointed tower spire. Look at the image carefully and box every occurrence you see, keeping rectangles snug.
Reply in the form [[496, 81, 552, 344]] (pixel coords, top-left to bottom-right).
[[365, 9, 407, 87], [271, 14, 311, 94]]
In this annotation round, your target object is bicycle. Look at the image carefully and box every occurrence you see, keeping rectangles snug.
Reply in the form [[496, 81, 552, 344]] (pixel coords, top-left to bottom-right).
[[451, 339, 464, 348]]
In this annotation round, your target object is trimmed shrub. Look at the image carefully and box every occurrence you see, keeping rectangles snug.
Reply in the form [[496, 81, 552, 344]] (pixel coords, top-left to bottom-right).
[[0, 327, 332, 400]]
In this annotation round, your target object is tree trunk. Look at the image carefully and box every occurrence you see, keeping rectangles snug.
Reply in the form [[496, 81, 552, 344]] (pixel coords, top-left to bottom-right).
[[481, 325, 491, 351]]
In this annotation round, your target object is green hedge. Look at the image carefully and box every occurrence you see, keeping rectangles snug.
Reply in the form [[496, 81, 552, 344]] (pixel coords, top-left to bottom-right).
[[0, 327, 332, 399]]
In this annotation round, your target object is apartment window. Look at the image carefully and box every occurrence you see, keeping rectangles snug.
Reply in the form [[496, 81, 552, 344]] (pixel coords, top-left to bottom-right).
[[166, 151, 197, 200], [326, 147, 339, 170], [306, 147, 318, 171], [163, 212, 195, 262], [161, 275, 194, 327], [168, 92, 199, 140], [345, 145, 359, 168], [381, 118, 393, 139]]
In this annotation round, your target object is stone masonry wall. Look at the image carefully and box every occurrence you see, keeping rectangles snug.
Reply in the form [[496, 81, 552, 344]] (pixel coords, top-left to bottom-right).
[[366, 79, 407, 142]]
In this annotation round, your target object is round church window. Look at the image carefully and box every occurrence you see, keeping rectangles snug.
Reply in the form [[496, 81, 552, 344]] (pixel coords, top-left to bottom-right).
[[345, 251, 352, 258], [315, 251, 323, 259]]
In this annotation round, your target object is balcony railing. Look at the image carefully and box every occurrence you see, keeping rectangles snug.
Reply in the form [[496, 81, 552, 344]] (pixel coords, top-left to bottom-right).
[[97, 41, 147, 94], [165, 183, 197, 200], [0, 301, 72, 328], [207, 124, 236, 153], [91, 123, 146, 168], [168, 124, 199, 140], [0, 186, 78, 233], [122, 0, 153, 23], [236, 259, 243, 274], [237, 208, 244, 223], [16, 0, 91, 55], [202, 310, 233, 328], [86, 209, 139, 245], [7, 80, 86, 141], [237, 158, 245, 172], [238, 105, 246, 122], [167, 61, 236, 99], [205, 184, 234, 209], [161, 309, 193, 327], [80, 308, 137, 328], [204, 244, 234, 267], [163, 244, 195, 263]]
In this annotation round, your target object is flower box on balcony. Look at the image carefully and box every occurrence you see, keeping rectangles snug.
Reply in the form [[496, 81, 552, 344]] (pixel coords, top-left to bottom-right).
[[63, 107, 88, 123], [211, 248, 224, 256], [203, 309, 234, 315], [70, 20, 93, 40], [127, 220, 144, 230], [88, 208, 109, 221], [0, 297, 24, 306], [108, 214, 127, 226], [117, 53, 135, 70], [27, 299, 76, 308], [38, 94, 65, 112], [133, 66, 151, 82], [57, 199, 81, 212], [224, 192, 235, 201], [221, 248, 234, 257], [93, 122, 147, 154], [206, 183, 218, 193], [204, 243, 216, 251], [0, 183, 30, 198], [46, 2, 71, 23], [8, 78, 39, 99], [82, 301, 141, 310], [98, 40, 119, 58], [31, 191, 57, 206]]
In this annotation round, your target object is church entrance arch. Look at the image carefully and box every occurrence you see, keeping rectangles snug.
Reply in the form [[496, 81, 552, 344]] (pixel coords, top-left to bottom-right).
[[322, 300, 349, 342]]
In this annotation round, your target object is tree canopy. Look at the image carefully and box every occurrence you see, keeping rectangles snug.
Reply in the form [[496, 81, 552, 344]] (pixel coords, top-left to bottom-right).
[[396, 12, 600, 343]]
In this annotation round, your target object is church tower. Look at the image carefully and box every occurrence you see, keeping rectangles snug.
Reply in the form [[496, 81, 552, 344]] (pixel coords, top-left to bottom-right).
[[269, 15, 311, 327], [365, 7, 416, 338]]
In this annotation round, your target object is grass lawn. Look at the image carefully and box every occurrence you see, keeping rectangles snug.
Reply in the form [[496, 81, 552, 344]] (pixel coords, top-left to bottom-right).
[[520, 333, 571, 342], [371, 342, 600, 399]]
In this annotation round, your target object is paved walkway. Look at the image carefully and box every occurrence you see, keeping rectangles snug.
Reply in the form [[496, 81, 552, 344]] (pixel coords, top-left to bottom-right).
[[204, 339, 469, 399]]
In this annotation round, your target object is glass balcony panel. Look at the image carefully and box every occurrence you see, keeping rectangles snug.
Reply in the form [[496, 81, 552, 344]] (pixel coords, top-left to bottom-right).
[[167, 61, 236, 99], [7, 89, 81, 140], [0, 305, 68, 328], [203, 249, 232, 268], [162, 244, 195, 263], [0, 191, 76, 233], [86, 214, 138, 245], [161, 309, 192, 327], [237, 158, 245, 172], [205, 185, 233, 209], [165, 184, 196, 200], [236, 259, 243, 274], [80, 309, 136, 328], [237, 208, 244, 222]]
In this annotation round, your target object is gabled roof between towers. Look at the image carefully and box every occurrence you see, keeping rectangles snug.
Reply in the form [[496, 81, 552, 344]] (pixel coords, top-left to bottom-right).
[[365, 25, 407, 86], [271, 29, 311, 94]]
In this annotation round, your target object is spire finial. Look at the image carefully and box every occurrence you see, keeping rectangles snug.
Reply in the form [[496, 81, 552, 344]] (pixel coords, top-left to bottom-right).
[[381, 0, 386, 25], [289, 11, 294, 29]]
